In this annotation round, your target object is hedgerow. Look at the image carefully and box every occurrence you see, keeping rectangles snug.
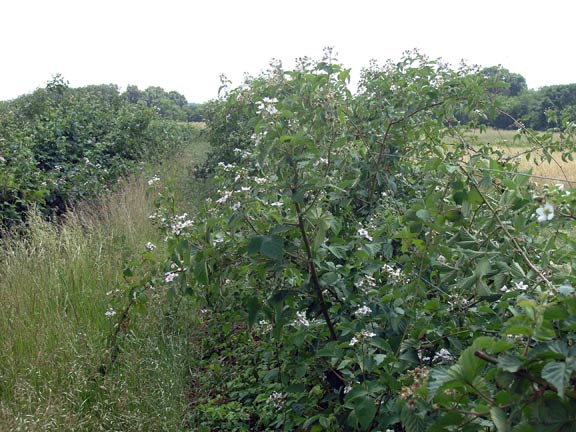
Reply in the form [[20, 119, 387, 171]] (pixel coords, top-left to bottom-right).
[[124, 50, 576, 430], [0, 76, 197, 229]]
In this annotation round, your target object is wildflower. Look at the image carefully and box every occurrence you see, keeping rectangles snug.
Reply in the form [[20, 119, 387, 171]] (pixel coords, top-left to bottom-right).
[[514, 281, 529, 291], [0, 155, 5, 163], [270, 201, 284, 207], [534, 203, 554, 222], [217, 162, 236, 171], [433, 348, 452, 362], [254, 177, 267, 185], [147, 175, 160, 186], [268, 391, 286, 409], [231, 202, 241, 212], [349, 329, 377, 346], [355, 305, 372, 317], [104, 308, 116, 318], [170, 214, 194, 235], [216, 190, 232, 204], [357, 228, 373, 242], [164, 271, 178, 283], [257, 320, 272, 333], [355, 274, 377, 294], [256, 97, 279, 116], [145, 242, 156, 251], [294, 311, 310, 327], [382, 264, 407, 285]]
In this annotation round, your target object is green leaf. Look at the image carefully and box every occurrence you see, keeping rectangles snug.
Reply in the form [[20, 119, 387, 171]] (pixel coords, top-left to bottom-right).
[[245, 296, 260, 328], [416, 209, 430, 221], [401, 405, 427, 432], [542, 361, 571, 398], [491, 407, 510, 432], [194, 259, 209, 285], [355, 397, 377, 430], [498, 354, 524, 373], [247, 235, 284, 263], [260, 235, 284, 262]]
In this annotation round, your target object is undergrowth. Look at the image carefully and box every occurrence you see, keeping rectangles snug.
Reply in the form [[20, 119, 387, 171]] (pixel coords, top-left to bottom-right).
[[0, 136, 207, 431]]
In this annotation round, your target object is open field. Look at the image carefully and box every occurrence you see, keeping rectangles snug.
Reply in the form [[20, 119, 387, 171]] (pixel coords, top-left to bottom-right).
[[460, 128, 576, 188]]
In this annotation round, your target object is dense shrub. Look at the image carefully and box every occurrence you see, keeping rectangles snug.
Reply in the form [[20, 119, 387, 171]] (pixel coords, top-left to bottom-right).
[[0, 77, 198, 228], [125, 50, 576, 430]]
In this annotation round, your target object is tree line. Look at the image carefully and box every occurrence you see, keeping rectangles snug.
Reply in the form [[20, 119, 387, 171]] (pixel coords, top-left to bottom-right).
[[480, 66, 576, 130]]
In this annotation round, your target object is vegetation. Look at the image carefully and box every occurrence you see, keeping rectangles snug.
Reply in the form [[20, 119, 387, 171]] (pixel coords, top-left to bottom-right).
[[0, 76, 199, 229], [2, 50, 576, 431], [478, 66, 576, 131], [0, 134, 208, 430], [138, 50, 576, 430]]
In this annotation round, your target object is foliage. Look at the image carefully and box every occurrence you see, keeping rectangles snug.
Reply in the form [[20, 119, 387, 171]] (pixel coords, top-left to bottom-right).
[[0, 76, 198, 228], [136, 49, 576, 430], [124, 84, 204, 122]]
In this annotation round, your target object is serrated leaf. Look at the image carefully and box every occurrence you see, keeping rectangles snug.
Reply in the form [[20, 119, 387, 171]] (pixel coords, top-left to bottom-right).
[[510, 261, 526, 279], [428, 366, 459, 399], [416, 209, 430, 221], [194, 259, 209, 285], [475, 257, 491, 278], [498, 354, 524, 373], [401, 405, 427, 432], [260, 235, 284, 262], [355, 397, 377, 430], [491, 407, 510, 432], [542, 361, 571, 398]]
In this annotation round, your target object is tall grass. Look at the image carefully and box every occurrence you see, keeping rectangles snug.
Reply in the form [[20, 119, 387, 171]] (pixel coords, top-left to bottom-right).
[[461, 128, 576, 187], [0, 139, 208, 431]]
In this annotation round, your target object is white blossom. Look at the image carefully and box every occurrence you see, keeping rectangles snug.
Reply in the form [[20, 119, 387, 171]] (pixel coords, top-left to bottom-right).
[[231, 202, 241, 212], [170, 214, 194, 235], [293, 311, 310, 327], [357, 228, 373, 242], [257, 97, 279, 116], [145, 242, 156, 251], [514, 281, 529, 291], [433, 348, 452, 362], [164, 271, 178, 283], [355, 305, 372, 317], [216, 190, 232, 204], [104, 308, 116, 318], [349, 329, 377, 346], [147, 175, 160, 186], [268, 391, 286, 409], [253, 177, 268, 185], [355, 274, 377, 294], [217, 162, 236, 171], [534, 203, 554, 222]]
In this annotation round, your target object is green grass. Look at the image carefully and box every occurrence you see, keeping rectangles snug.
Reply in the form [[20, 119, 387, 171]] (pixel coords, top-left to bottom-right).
[[0, 138, 209, 431]]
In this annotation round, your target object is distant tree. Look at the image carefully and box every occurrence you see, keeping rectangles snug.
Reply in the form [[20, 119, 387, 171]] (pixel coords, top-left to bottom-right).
[[482, 66, 527, 97], [124, 85, 143, 104]]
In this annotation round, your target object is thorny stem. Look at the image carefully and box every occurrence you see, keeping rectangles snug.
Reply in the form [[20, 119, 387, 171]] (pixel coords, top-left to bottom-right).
[[293, 198, 338, 341], [367, 101, 446, 204], [461, 166, 554, 289]]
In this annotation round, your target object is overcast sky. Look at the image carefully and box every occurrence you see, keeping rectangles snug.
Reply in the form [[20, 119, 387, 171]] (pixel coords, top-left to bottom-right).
[[1, 0, 575, 103]]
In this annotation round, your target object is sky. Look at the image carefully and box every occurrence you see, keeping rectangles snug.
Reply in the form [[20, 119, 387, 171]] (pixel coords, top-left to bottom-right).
[[1, 0, 575, 103]]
